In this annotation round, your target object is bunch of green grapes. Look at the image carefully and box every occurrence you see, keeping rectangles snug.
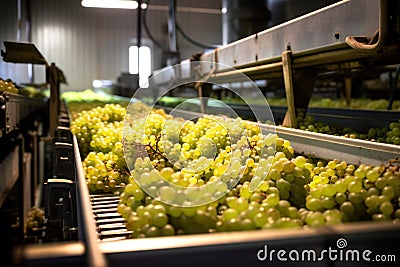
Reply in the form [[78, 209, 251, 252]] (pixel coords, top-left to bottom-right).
[[295, 109, 400, 146], [89, 121, 124, 153], [386, 121, 400, 145], [215, 141, 310, 231], [179, 117, 214, 150], [119, 113, 292, 236], [119, 129, 309, 235], [26, 207, 45, 232], [306, 159, 400, 224], [295, 110, 346, 135], [366, 120, 400, 145], [71, 102, 399, 238], [71, 103, 127, 157], [83, 141, 130, 193]]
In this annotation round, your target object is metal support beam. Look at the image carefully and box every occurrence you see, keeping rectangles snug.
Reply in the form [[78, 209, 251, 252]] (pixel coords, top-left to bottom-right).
[[282, 50, 296, 128], [197, 83, 212, 114], [48, 63, 60, 139], [136, 0, 142, 89], [344, 77, 352, 107]]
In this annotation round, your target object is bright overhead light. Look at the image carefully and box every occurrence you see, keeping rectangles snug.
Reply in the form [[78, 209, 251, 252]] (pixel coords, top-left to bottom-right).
[[221, 7, 227, 14], [81, 0, 138, 9], [140, 3, 148, 9]]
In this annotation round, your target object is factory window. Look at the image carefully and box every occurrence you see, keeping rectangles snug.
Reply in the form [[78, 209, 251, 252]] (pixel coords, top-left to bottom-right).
[[129, 45, 151, 88]]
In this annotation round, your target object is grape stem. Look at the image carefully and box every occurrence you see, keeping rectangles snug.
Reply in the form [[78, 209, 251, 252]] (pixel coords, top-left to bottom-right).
[[145, 134, 172, 168]]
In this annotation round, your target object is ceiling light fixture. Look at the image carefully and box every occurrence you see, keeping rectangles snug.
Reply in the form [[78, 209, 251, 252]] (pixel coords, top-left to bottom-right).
[[140, 2, 148, 9], [81, 0, 138, 9]]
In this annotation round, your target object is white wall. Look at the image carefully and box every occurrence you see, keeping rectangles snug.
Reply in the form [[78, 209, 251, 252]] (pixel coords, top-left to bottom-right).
[[1, 0, 222, 92]]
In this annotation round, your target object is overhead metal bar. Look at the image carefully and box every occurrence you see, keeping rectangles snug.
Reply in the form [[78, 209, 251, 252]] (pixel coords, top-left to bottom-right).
[[200, 0, 384, 71], [167, 0, 178, 66]]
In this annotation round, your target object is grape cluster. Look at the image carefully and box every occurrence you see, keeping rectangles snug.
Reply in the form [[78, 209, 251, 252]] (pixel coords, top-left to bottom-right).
[[71, 103, 127, 157], [0, 78, 18, 94], [296, 110, 342, 135], [83, 142, 130, 193], [295, 109, 400, 145], [369, 121, 400, 145], [306, 159, 400, 224], [118, 106, 400, 237], [26, 207, 45, 232]]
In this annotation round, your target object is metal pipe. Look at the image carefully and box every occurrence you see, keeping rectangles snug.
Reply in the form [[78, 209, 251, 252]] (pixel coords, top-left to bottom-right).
[[167, 0, 177, 65], [136, 0, 142, 89], [345, 0, 388, 52]]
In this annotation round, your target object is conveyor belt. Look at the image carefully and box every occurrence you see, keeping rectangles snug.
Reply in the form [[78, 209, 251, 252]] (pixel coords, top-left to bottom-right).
[[90, 194, 132, 241]]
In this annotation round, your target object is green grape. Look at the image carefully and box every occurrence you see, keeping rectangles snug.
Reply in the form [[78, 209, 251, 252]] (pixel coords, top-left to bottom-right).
[[239, 183, 252, 199], [340, 201, 355, 216], [264, 193, 280, 207], [321, 184, 336, 197], [236, 197, 249, 213], [348, 192, 363, 204], [306, 198, 322, 211], [375, 177, 387, 190], [126, 215, 143, 231], [305, 211, 324, 227], [222, 208, 239, 221], [321, 196, 336, 209], [146, 226, 161, 237], [368, 187, 380, 196], [293, 156, 307, 168], [323, 209, 342, 225], [366, 169, 380, 182], [381, 186, 395, 199], [354, 168, 366, 179], [158, 186, 176, 202], [265, 208, 281, 223], [160, 224, 176, 236], [347, 180, 362, 193], [240, 218, 256, 230], [393, 209, 400, 219], [335, 180, 347, 193], [365, 195, 380, 208], [379, 201, 394, 215]]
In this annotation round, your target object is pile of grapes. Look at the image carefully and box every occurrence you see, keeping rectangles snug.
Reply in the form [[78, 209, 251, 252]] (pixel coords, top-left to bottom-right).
[[26, 207, 45, 233], [70, 100, 400, 238], [295, 109, 400, 145], [0, 78, 18, 94], [224, 97, 400, 111], [63, 89, 132, 121]]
